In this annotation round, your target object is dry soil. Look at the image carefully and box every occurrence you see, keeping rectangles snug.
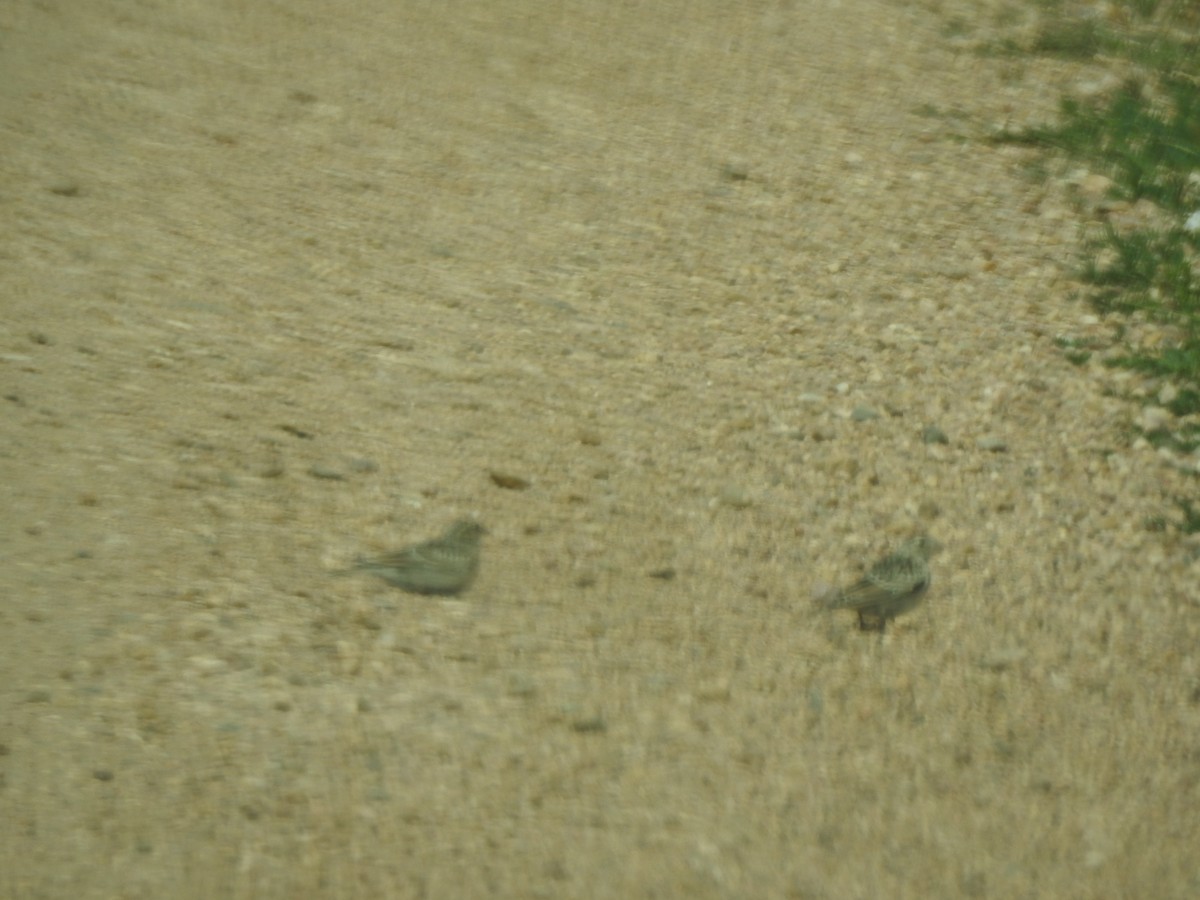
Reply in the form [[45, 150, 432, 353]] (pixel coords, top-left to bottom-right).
[[3, 1, 1200, 897]]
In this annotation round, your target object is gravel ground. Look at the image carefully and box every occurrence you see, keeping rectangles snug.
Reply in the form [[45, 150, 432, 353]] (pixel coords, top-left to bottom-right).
[[3, 1, 1199, 897]]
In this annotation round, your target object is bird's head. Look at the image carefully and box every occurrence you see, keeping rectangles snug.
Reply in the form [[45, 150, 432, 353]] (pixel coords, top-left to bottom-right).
[[901, 534, 942, 560], [448, 520, 487, 542]]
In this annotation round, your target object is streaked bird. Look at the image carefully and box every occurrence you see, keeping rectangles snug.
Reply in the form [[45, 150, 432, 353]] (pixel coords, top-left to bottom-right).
[[341, 520, 486, 595], [823, 535, 941, 631]]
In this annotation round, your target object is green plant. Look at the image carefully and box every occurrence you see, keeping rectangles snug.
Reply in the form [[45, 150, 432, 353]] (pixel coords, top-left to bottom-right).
[[988, 2, 1200, 528]]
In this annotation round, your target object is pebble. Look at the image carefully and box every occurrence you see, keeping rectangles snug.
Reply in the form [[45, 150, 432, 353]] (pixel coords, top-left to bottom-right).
[[976, 436, 1008, 452], [720, 160, 750, 182], [490, 471, 531, 490], [809, 426, 836, 442], [506, 673, 538, 698], [570, 716, 607, 734], [1138, 406, 1172, 433], [717, 485, 754, 509], [918, 499, 941, 520], [922, 425, 950, 445], [308, 464, 345, 480], [851, 405, 880, 422]]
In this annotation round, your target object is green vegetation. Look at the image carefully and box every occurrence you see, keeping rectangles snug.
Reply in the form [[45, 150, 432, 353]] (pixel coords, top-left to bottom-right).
[[989, 1, 1200, 528]]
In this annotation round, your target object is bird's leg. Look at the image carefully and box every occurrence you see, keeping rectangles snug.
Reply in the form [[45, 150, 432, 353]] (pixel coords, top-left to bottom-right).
[[858, 612, 887, 632]]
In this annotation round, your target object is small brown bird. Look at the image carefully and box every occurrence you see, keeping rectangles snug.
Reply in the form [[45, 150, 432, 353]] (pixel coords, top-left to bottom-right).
[[823, 535, 941, 631], [342, 520, 486, 595]]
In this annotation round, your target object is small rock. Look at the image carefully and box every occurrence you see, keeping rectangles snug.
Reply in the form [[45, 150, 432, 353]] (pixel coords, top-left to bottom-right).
[[507, 673, 538, 698], [1138, 406, 1172, 433], [489, 471, 531, 491], [922, 425, 949, 445], [256, 456, 285, 478], [809, 426, 836, 442], [648, 567, 676, 581], [720, 160, 750, 182], [308, 464, 345, 480], [976, 436, 1008, 452], [851, 405, 880, 422], [348, 457, 379, 474], [570, 716, 607, 734], [1076, 173, 1113, 198], [717, 485, 754, 509], [376, 337, 416, 351], [936, 265, 972, 281]]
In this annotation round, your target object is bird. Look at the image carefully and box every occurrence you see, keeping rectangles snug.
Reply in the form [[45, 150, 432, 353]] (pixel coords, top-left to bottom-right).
[[340, 519, 486, 595], [822, 534, 941, 631]]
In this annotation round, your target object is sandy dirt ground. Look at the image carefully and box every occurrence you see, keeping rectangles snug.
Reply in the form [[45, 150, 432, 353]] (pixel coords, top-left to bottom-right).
[[3, 1, 1199, 897]]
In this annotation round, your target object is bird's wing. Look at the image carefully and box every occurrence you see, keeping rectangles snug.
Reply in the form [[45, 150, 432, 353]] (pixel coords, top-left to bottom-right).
[[358, 545, 424, 569], [828, 553, 928, 610], [826, 576, 898, 610]]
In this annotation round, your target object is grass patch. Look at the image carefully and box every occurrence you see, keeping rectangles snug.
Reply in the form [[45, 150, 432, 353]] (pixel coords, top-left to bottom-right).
[[1178, 497, 1200, 533], [989, 1, 1200, 529], [996, 77, 1200, 208]]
